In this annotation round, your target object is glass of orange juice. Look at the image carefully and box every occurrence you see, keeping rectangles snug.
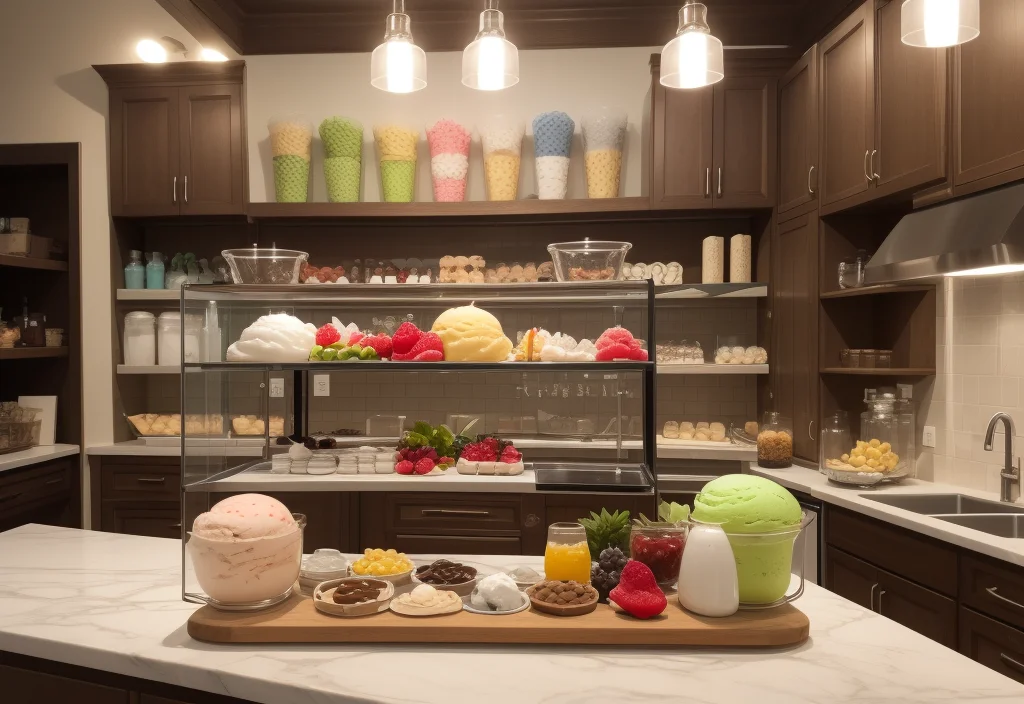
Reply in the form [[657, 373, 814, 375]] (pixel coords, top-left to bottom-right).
[[544, 522, 591, 583]]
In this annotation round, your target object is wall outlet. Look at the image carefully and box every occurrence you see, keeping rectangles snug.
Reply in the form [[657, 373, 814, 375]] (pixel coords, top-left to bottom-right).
[[923, 425, 937, 448], [269, 378, 285, 398], [313, 374, 330, 397]]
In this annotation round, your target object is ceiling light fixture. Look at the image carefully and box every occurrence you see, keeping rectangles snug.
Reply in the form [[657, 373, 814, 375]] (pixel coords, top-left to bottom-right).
[[199, 47, 229, 62], [660, 2, 725, 90], [462, 0, 519, 91], [370, 0, 427, 94], [901, 0, 980, 48]]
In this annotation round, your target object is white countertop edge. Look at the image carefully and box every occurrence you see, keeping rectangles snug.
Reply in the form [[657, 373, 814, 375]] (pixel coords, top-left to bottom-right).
[[0, 444, 79, 473], [202, 469, 542, 493], [748, 463, 1024, 568]]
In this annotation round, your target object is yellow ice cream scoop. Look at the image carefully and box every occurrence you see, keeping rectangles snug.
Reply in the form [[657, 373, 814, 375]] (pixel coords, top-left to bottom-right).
[[431, 304, 513, 362]]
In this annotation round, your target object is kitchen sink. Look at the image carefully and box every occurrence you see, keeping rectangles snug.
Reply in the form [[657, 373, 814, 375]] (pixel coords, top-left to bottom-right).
[[935, 514, 1024, 539], [860, 493, 1024, 515]]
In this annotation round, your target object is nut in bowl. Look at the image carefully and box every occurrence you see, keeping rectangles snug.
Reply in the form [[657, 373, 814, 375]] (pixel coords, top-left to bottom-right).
[[314, 577, 394, 617], [527, 580, 599, 616]]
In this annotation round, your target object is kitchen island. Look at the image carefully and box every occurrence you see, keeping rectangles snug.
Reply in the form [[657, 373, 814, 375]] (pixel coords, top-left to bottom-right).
[[1, 524, 1022, 703]]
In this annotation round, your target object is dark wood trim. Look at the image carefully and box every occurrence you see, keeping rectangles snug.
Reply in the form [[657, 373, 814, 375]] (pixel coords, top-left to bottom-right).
[[0, 254, 69, 271], [0, 347, 69, 360], [93, 61, 244, 89], [153, 0, 245, 55]]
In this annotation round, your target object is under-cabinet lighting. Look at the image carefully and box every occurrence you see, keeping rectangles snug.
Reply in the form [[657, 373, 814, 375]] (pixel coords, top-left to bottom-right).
[[945, 264, 1024, 278]]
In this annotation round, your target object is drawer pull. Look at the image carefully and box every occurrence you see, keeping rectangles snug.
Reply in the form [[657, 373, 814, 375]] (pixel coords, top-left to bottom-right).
[[986, 586, 1024, 612], [420, 509, 490, 518], [170, 523, 182, 529], [869, 583, 879, 612], [136, 477, 167, 485], [1000, 653, 1024, 676], [877, 589, 886, 615], [45, 478, 63, 485]]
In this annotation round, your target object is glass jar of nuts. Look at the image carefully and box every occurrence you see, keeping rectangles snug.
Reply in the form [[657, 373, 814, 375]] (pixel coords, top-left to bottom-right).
[[757, 411, 793, 468]]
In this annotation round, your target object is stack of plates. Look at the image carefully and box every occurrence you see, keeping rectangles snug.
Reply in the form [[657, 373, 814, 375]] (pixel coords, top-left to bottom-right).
[[376, 451, 395, 474], [307, 455, 338, 475], [270, 455, 292, 474], [289, 458, 309, 475]]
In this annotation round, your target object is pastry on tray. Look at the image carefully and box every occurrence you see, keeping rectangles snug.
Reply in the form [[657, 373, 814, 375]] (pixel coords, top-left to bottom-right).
[[413, 559, 478, 596], [390, 584, 463, 616], [314, 578, 394, 617], [527, 580, 599, 616]]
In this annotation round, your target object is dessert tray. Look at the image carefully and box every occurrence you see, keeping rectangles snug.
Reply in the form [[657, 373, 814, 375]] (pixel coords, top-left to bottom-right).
[[187, 589, 809, 648]]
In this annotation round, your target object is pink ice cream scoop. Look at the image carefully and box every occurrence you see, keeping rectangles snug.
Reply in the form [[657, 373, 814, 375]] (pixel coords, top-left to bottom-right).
[[192, 493, 298, 540], [426, 119, 471, 157]]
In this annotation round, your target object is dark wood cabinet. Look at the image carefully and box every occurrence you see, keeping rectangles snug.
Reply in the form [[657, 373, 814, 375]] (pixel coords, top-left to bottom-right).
[[825, 546, 877, 610], [4, 663, 129, 704], [872, 0, 947, 197], [960, 553, 1024, 632], [876, 567, 957, 648], [713, 75, 778, 208], [0, 458, 79, 533], [96, 62, 246, 217], [650, 77, 714, 208], [959, 607, 1024, 686], [778, 45, 818, 217], [101, 505, 180, 540], [954, 0, 1024, 192], [773, 212, 818, 461]]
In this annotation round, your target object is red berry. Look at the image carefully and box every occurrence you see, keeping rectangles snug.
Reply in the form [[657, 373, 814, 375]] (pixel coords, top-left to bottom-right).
[[395, 460, 415, 475], [414, 458, 436, 475], [315, 324, 341, 347], [439, 456, 455, 465], [411, 349, 444, 362], [392, 322, 422, 356], [361, 333, 393, 360]]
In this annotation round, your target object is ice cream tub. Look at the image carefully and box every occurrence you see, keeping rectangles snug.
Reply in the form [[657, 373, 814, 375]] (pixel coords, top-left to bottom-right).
[[723, 511, 815, 608]]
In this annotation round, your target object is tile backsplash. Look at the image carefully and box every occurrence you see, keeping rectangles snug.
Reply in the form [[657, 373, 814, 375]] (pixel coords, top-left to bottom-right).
[[916, 273, 1024, 492]]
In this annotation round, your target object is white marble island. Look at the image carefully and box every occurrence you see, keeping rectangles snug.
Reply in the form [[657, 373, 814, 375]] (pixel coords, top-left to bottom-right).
[[0, 524, 1021, 704]]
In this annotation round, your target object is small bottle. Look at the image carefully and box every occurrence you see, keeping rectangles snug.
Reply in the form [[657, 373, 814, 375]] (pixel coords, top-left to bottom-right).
[[146, 252, 165, 290], [124, 250, 145, 289]]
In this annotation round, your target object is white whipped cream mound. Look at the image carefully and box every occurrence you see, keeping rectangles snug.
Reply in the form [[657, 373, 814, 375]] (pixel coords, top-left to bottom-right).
[[226, 314, 316, 362], [471, 572, 523, 611], [539, 333, 597, 362], [191, 493, 298, 540]]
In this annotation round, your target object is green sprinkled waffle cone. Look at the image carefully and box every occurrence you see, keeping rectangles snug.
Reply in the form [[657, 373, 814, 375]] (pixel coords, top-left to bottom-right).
[[324, 156, 361, 202], [273, 154, 310, 203], [380, 160, 416, 202]]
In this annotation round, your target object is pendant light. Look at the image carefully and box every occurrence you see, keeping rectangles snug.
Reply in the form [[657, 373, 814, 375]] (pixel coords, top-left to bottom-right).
[[660, 2, 725, 90], [901, 0, 979, 48], [462, 0, 519, 91], [370, 0, 427, 94]]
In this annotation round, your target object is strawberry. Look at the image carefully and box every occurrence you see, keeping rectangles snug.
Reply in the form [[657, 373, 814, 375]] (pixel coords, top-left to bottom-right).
[[438, 456, 455, 466], [630, 348, 649, 361], [500, 445, 522, 463], [361, 333, 393, 360], [395, 460, 415, 475], [414, 458, 436, 475], [596, 326, 635, 350], [315, 323, 341, 347], [595, 342, 633, 361], [608, 560, 668, 620], [348, 331, 365, 346], [412, 349, 444, 362], [408, 332, 444, 359], [392, 322, 422, 356]]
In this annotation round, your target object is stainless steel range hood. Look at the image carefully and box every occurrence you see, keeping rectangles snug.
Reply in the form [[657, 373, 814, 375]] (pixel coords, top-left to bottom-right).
[[864, 183, 1024, 284]]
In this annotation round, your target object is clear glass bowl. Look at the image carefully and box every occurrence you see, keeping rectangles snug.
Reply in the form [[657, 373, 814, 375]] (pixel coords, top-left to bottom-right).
[[630, 524, 688, 587], [546, 241, 631, 282], [222, 248, 309, 284]]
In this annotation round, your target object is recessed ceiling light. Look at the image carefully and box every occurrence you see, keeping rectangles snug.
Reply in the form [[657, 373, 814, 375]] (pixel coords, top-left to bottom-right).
[[136, 39, 168, 63], [200, 47, 229, 62]]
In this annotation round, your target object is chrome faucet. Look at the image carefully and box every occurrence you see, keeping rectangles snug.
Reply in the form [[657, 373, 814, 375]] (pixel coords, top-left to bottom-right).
[[984, 412, 1021, 503]]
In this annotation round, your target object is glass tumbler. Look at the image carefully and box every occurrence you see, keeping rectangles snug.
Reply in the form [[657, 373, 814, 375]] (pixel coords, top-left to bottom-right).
[[544, 522, 591, 583]]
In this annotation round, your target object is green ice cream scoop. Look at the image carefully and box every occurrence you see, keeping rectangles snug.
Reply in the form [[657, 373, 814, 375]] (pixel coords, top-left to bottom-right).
[[692, 474, 804, 604]]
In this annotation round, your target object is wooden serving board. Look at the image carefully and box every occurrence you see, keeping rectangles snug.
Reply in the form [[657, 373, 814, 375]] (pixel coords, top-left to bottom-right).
[[187, 591, 809, 648]]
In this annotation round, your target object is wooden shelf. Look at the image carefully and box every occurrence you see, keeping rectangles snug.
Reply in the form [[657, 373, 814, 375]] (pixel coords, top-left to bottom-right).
[[116, 289, 180, 301], [0, 346, 69, 360], [656, 283, 768, 299], [247, 198, 657, 221], [0, 254, 68, 272], [821, 367, 935, 376], [819, 284, 933, 299], [116, 365, 179, 374], [658, 363, 768, 375]]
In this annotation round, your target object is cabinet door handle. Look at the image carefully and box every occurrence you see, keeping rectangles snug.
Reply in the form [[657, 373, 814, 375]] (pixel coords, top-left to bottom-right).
[[863, 150, 871, 182], [1000, 653, 1024, 676], [136, 477, 167, 484], [45, 477, 63, 485], [986, 586, 1024, 613], [808, 165, 816, 195], [808, 420, 815, 441], [170, 523, 182, 529], [421, 509, 490, 518], [870, 150, 880, 181], [870, 583, 879, 611], [877, 589, 887, 615], [184, 175, 188, 203], [173, 176, 177, 203], [705, 167, 711, 197], [717, 167, 722, 197]]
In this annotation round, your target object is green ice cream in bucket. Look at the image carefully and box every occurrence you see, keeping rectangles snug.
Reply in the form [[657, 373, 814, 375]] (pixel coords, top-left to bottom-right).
[[691, 474, 812, 606]]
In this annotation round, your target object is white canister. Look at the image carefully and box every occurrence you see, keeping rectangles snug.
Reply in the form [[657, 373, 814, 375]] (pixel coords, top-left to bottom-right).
[[123, 311, 156, 366], [677, 521, 739, 617], [730, 234, 752, 283], [157, 312, 202, 366], [702, 236, 725, 284]]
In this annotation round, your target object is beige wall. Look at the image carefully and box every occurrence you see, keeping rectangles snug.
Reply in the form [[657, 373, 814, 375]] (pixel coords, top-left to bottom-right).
[[245, 47, 658, 203]]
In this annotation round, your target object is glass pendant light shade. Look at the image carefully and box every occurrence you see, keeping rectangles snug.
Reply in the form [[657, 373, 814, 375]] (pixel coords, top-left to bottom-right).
[[901, 0, 980, 48], [660, 3, 725, 90], [370, 1, 427, 93], [462, 1, 519, 90]]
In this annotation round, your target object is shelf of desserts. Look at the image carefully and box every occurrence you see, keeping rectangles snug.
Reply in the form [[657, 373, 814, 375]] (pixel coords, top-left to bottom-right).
[[655, 420, 760, 461], [657, 341, 768, 373], [185, 476, 812, 647], [657, 364, 768, 375]]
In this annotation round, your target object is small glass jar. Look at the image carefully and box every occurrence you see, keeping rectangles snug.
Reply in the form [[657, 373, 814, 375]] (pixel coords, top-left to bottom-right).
[[838, 249, 868, 289], [145, 251, 165, 290], [630, 524, 688, 587], [861, 349, 878, 368], [819, 411, 852, 475], [757, 411, 793, 468], [124, 311, 156, 366], [44, 328, 64, 347], [877, 350, 892, 368], [859, 394, 907, 478], [124, 249, 145, 289], [157, 312, 202, 366], [543, 522, 591, 583]]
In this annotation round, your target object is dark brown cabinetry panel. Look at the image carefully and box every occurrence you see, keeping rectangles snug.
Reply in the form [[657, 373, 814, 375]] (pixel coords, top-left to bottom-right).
[[0, 459, 78, 533], [108, 87, 180, 217], [961, 553, 1024, 632], [713, 76, 777, 208], [650, 81, 714, 208], [819, 1, 874, 210], [872, 0, 947, 196], [773, 213, 818, 461], [102, 505, 181, 540], [179, 84, 245, 215], [876, 567, 957, 648], [825, 546, 877, 610], [959, 607, 1024, 685], [955, 0, 1024, 190], [3, 663, 129, 704], [778, 45, 818, 217]]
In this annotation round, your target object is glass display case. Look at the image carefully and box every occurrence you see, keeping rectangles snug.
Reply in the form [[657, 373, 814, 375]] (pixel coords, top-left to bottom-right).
[[178, 281, 656, 607]]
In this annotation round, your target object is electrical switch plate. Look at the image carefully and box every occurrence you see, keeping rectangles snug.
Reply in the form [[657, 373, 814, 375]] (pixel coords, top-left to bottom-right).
[[313, 374, 330, 397], [897, 383, 913, 400], [269, 378, 284, 398], [923, 426, 936, 448]]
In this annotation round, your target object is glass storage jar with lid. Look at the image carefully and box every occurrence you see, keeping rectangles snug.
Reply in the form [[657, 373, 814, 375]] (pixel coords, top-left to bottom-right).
[[124, 311, 156, 366], [819, 411, 852, 475], [860, 392, 910, 480], [757, 411, 793, 468]]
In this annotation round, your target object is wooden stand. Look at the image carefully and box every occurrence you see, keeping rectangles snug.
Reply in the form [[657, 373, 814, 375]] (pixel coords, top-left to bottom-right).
[[188, 591, 809, 648]]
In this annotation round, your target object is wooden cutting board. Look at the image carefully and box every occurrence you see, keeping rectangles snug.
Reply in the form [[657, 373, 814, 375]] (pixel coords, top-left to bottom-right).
[[187, 591, 809, 648]]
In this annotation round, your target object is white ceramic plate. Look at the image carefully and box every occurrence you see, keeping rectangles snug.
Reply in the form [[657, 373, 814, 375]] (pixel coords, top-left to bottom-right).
[[462, 590, 530, 615]]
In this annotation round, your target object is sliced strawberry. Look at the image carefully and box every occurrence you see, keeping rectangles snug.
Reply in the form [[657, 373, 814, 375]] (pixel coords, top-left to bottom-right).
[[412, 349, 444, 362], [391, 322, 422, 355]]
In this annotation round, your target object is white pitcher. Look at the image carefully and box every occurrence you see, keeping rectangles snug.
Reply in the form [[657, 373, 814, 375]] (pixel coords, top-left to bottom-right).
[[677, 520, 739, 617]]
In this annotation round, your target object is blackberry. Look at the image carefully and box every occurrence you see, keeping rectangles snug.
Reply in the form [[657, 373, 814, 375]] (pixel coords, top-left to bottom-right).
[[590, 547, 628, 603]]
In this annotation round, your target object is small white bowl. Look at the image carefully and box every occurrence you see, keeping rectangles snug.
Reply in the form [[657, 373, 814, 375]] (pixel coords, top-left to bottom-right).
[[463, 590, 530, 615]]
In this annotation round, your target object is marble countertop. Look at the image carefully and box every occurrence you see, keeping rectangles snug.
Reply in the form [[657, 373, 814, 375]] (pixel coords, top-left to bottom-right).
[[749, 463, 1024, 567], [1, 524, 1021, 703], [0, 444, 78, 473]]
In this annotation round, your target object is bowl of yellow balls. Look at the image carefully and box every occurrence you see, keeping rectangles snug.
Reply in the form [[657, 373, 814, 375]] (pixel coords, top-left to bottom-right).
[[823, 438, 906, 487], [350, 548, 415, 585]]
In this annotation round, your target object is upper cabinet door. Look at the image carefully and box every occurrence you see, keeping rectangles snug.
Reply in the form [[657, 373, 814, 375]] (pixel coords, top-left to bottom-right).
[[819, 0, 875, 210], [872, 0, 947, 197], [955, 0, 1024, 190], [179, 84, 245, 215], [778, 46, 818, 216], [712, 76, 778, 208], [108, 86, 180, 217], [650, 82, 714, 208]]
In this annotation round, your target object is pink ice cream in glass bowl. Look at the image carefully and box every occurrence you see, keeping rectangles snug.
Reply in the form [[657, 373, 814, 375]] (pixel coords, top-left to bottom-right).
[[187, 493, 305, 611], [426, 119, 471, 202]]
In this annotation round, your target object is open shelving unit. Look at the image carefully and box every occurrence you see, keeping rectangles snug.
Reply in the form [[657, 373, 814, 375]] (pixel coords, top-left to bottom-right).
[[0, 346, 69, 360], [0, 254, 69, 272]]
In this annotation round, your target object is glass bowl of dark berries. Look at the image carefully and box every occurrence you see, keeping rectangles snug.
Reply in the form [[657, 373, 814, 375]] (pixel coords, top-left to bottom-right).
[[629, 524, 688, 587]]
